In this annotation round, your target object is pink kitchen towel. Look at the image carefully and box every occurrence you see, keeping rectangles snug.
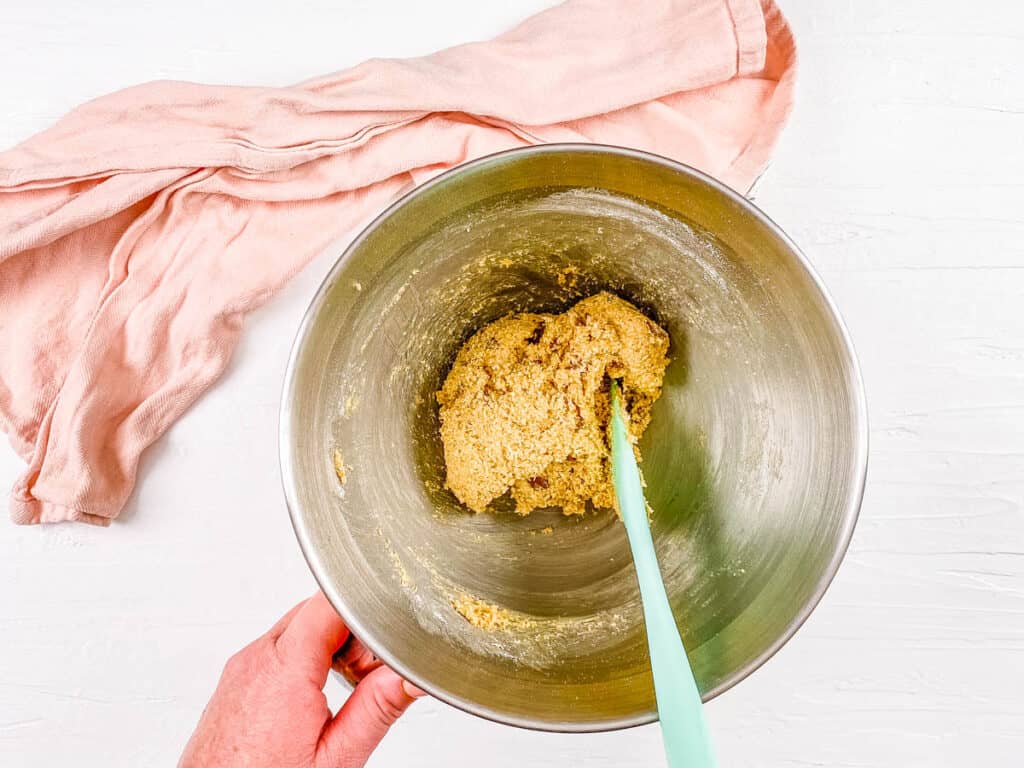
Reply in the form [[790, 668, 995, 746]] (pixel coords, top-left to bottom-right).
[[0, 0, 796, 526]]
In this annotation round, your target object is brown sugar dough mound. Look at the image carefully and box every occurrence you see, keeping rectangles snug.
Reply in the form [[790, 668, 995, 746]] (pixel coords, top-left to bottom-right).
[[437, 292, 670, 515]]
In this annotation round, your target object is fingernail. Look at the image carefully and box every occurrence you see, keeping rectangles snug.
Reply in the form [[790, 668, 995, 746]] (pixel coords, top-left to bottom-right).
[[402, 679, 427, 699]]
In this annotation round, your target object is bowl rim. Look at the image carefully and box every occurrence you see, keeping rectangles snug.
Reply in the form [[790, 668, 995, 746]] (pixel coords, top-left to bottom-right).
[[279, 142, 869, 733]]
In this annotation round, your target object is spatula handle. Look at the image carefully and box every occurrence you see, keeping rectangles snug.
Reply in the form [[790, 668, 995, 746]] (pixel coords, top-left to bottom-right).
[[610, 382, 717, 768]]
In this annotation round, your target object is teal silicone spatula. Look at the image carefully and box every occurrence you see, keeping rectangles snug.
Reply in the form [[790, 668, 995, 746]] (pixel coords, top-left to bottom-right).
[[609, 380, 717, 768]]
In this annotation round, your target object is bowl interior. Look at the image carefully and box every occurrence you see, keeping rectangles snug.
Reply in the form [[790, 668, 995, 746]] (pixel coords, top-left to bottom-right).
[[282, 147, 865, 730]]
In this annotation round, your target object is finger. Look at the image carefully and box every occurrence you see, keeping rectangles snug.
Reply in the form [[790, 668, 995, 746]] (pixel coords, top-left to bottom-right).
[[267, 597, 310, 641], [276, 591, 350, 684], [332, 635, 384, 684], [317, 666, 425, 768]]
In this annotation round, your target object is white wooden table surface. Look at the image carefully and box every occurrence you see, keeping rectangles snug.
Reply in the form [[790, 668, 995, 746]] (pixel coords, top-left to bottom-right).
[[3, 1, 1022, 766]]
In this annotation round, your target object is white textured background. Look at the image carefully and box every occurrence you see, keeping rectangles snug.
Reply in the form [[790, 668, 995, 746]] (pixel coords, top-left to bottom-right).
[[2, 1, 1023, 765]]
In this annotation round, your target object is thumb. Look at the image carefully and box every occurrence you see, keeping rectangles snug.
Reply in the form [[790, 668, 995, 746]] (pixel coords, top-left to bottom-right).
[[317, 666, 425, 768]]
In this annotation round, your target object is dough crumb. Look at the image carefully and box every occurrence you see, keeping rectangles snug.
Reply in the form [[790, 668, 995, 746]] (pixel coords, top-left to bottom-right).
[[342, 393, 360, 417], [332, 449, 347, 485], [556, 264, 581, 290], [452, 593, 535, 631], [437, 292, 669, 515]]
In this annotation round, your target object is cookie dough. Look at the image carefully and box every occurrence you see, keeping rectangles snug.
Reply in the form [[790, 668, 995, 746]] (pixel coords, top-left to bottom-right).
[[437, 292, 670, 515]]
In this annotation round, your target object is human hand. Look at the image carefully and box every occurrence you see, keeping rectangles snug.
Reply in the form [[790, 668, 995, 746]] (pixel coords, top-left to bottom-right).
[[179, 591, 425, 768]]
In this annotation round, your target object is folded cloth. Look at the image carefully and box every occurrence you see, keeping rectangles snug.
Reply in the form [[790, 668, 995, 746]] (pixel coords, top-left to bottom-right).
[[0, 0, 796, 526]]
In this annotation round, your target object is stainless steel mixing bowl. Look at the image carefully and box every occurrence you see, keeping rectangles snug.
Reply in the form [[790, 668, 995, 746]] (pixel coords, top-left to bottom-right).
[[280, 144, 867, 731]]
